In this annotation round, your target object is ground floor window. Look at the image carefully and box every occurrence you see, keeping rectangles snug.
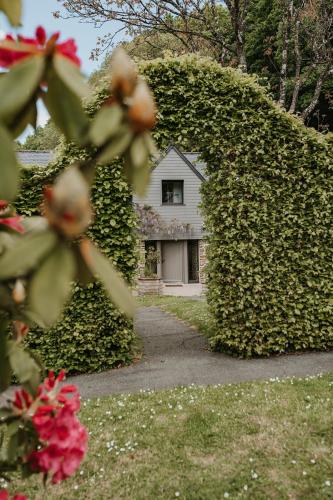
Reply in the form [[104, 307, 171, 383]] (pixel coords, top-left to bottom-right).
[[188, 240, 199, 283]]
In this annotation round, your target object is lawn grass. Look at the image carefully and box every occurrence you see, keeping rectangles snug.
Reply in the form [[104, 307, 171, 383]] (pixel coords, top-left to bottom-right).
[[138, 296, 213, 337], [10, 374, 333, 499]]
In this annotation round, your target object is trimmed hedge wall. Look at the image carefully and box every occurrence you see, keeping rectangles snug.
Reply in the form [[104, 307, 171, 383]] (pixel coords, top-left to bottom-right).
[[138, 56, 333, 356], [19, 55, 333, 363], [16, 143, 137, 373]]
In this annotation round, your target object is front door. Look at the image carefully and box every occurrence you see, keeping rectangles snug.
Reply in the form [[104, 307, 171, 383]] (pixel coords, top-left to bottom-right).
[[162, 241, 184, 282]]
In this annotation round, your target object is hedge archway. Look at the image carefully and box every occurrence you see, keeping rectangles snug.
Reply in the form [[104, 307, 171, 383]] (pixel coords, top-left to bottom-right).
[[137, 56, 332, 356]]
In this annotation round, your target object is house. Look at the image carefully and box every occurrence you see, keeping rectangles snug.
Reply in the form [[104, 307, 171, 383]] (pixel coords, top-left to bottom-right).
[[133, 145, 207, 285]]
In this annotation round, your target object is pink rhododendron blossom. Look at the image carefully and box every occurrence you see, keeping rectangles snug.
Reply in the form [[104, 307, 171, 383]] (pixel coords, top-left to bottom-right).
[[0, 216, 24, 233], [0, 200, 24, 233], [0, 26, 80, 68], [25, 371, 88, 484], [0, 492, 26, 500]]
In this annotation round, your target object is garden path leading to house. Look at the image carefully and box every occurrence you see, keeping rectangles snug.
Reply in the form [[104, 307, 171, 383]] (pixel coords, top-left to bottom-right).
[[69, 306, 333, 398]]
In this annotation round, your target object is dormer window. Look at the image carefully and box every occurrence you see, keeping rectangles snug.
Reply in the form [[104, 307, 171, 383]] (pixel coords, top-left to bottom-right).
[[162, 180, 184, 205]]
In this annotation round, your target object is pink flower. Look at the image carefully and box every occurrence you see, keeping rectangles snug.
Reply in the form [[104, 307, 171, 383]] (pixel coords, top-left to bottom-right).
[[0, 26, 80, 68], [0, 200, 24, 233], [0, 492, 26, 500], [27, 371, 88, 484], [0, 216, 24, 233], [13, 388, 33, 411]]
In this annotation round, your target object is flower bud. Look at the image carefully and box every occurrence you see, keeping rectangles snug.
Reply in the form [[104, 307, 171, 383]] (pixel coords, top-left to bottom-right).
[[128, 80, 156, 132], [43, 166, 93, 238], [0, 199, 10, 217], [12, 279, 26, 304], [14, 320, 29, 339], [110, 47, 138, 98]]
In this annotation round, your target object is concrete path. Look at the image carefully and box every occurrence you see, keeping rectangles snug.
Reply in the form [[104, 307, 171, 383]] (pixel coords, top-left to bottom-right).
[[69, 306, 333, 398]]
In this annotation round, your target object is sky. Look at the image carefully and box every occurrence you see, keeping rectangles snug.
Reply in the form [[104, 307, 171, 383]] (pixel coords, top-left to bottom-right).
[[0, 0, 125, 137]]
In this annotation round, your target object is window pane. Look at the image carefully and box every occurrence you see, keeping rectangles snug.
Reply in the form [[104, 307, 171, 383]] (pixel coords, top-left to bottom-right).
[[162, 181, 183, 204], [173, 182, 183, 203], [162, 181, 172, 203]]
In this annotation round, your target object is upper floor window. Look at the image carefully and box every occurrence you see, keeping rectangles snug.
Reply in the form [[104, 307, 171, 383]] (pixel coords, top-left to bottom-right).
[[162, 180, 184, 205]]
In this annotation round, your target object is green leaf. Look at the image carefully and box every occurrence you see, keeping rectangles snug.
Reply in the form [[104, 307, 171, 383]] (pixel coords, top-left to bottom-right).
[[0, 55, 45, 123], [7, 430, 20, 462], [0, 0, 22, 26], [97, 128, 133, 164], [9, 99, 38, 138], [128, 135, 150, 196], [29, 243, 76, 327], [90, 105, 123, 146], [72, 243, 94, 285], [142, 131, 157, 157], [0, 229, 57, 280], [8, 341, 40, 395], [80, 240, 134, 317], [131, 161, 151, 198], [0, 125, 19, 200], [43, 68, 89, 145], [0, 317, 10, 393], [130, 134, 149, 169], [53, 54, 90, 99]]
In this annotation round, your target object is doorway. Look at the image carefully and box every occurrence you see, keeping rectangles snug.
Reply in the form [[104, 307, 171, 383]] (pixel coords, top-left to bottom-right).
[[161, 241, 184, 282]]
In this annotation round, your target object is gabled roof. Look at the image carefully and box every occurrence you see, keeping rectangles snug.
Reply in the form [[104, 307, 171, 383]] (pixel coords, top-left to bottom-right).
[[17, 150, 53, 167], [154, 144, 206, 181]]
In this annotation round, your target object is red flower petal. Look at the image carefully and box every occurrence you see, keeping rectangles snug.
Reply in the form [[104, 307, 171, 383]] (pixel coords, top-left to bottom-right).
[[0, 216, 25, 233], [56, 39, 80, 67], [59, 384, 77, 394], [36, 26, 47, 45]]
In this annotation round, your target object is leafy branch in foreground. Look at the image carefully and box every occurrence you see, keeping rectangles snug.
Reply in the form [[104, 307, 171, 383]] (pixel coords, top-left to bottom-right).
[[0, 0, 157, 495]]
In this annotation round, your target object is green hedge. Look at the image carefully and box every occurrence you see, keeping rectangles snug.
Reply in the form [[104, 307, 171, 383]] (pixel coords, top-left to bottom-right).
[[16, 142, 137, 373], [19, 55, 333, 362], [137, 56, 333, 356]]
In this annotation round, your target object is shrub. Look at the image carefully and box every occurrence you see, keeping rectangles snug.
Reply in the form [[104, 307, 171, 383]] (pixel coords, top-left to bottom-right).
[[16, 143, 137, 373], [138, 56, 333, 356]]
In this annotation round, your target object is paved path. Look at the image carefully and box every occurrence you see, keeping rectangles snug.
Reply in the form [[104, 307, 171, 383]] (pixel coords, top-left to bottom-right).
[[69, 307, 333, 398]]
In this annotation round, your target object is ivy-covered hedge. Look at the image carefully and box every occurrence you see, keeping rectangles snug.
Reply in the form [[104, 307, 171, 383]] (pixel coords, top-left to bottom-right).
[[16, 143, 137, 373], [19, 55, 333, 362], [137, 56, 332, 356]]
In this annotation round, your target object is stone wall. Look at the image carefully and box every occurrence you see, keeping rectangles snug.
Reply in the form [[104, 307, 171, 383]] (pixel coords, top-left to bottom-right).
[[137, 240, 145, 279], [138, 278, 163, 295]]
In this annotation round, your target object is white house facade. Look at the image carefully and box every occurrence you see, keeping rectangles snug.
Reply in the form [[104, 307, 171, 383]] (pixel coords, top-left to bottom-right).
[[133, 145, 207, 285]]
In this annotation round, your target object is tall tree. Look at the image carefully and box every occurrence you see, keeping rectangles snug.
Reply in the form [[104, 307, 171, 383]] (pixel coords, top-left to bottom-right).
[[55, 0, 248, 69], [246, 0, 333, 128]]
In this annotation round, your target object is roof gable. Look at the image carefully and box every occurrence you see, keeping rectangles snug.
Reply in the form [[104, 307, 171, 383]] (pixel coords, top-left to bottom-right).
[[154, 144, 205, 182]]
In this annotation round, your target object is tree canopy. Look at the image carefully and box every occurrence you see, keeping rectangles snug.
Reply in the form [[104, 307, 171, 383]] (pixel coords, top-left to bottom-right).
[[57, 0, 333, 131]]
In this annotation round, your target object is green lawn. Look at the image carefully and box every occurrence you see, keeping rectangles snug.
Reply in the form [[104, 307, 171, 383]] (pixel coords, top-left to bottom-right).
[[138, 296, 213, 337], [12, 374, 333, 499]]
